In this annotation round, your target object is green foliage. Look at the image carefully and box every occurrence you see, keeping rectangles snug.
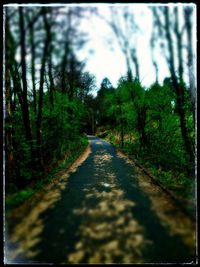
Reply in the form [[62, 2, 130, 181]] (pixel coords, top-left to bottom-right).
[[6, 135, 88, 210], [96, 79, 116, 126], [6, 108, 33, 190], [6, 88, 89, 194], [95, 76, 195, 203], [6, 188, 34, 210]]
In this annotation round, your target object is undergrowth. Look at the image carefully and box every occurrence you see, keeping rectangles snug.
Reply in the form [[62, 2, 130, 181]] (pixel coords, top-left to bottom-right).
[[5, 135, 88, 211], [97, 129, 196, 215]]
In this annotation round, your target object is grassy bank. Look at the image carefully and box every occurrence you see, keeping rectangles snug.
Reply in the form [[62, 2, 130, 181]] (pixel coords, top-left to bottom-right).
[[97, 129, 196, 218], [5, 135, 89, 212]]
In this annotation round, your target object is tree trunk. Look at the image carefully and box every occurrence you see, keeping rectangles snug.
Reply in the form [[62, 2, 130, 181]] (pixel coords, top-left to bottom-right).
[[5, 47, 14, 191], [19, 7, 33, 145], [126, 56, 133, 82], [36, 7, 51, 168], [164, 7, 194, 164], [47, 9, 54, 108], [119, 103, 124, 148], [120, 114, 124, 148], [30, 23, 37, 113], [48, 53, 54, 108], [61, 41, 69, 93], [131, 48, 140, 81], [153, 61, 158, 84], [91, 110, 95, 135], [174, 7, 184, 85], [184, 6, 196, 124], [138, 106, 147, 147], [6, 14, 22, 106], [5, 13, 24, 188]]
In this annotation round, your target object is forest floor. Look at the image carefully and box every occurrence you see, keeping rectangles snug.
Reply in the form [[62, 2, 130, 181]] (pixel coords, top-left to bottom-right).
[[5, 136, 196, 264]]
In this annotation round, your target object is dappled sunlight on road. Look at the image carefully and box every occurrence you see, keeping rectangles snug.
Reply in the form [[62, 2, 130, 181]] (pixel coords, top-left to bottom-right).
[[117, 150, 196, 254], [66, 147, 151, 263], [5, 138, 196, 264], [95, 141, 103, 145], [7, 186, 64, 261], [137, 171, 196, 252], [5, 145, 91, 263], [67, 185, 150, 263], [94, 149, 113, 165]]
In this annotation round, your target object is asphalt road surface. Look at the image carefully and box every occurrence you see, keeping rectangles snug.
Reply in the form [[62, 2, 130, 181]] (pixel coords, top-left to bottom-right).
[[5, 136, 196, 264]]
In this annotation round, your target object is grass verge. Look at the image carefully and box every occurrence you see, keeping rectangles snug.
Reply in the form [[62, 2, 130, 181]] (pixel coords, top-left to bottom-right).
[[97, 129, 196, 219], [5, 135, 89, 212]]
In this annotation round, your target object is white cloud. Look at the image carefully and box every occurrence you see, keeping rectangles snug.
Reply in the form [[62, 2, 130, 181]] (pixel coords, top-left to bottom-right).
[[76, 4, 196, 92], [76, 5, 168, 90]]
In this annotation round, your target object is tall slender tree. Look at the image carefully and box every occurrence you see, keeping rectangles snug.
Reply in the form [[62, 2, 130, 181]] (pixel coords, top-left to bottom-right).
[[163, 7, 194, 163], [36, 7, 51, 167], [27, 12, 37, 113], [19, 7, 33, 147], [184, 6, 196, 123]]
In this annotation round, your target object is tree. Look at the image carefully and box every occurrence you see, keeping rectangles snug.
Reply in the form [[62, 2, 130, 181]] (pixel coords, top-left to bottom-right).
[[100, 77, 113, 90], [184, 6, 196, 123], [36, 7, 52, 168], [26, 9, 38, 113], [19, 7, 33, 148], [84, 94, 97, 134], [94, 6, 140, 81], [4, 5, 91, 191], [5, 22, 14, 190], [96, 78, 115, 127], [77, 72, 96, 103], [151, 6, 194, 165], [117, 78, 148, 148]]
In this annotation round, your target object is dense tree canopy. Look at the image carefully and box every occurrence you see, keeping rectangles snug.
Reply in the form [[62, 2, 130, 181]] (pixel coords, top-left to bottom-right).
[[4, 4, 196, 205]]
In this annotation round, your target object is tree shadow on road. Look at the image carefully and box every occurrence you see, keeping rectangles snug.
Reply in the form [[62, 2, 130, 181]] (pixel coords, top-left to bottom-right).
[[6, 137, 196, 264], [112, 151, 196, 263]]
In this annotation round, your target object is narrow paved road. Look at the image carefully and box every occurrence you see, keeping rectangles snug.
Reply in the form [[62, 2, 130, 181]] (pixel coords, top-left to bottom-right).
[[6, 136, 196, 264]]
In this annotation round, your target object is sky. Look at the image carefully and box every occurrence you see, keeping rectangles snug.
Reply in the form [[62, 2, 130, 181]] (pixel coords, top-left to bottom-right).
[[76, 5, 162, 91], [77, 5, 163, 90], [75, 4, 196, 95], [5, 3, 196, 96]]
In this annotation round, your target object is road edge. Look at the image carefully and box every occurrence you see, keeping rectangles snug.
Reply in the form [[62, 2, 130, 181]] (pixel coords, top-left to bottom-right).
[[116, 146, 196, 222]]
